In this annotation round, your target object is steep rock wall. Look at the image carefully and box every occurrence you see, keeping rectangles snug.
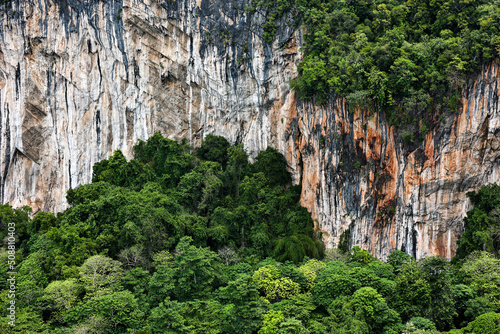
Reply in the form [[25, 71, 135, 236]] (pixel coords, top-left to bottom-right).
[[285, 64, 500, 259], [0, 0, 498, 259], [0, 0, 300, 211]]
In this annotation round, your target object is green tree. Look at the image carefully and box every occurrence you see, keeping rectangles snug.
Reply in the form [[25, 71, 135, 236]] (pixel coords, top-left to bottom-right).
[[79, 255, 123, 296], [65, 290, 144, 332], [312, 262, 361, 307], [349, 287, 401, 333], [146, 298, 189, 333], [222, 144, 250, 197], [0, 204, 31, 250], [329, 287, 401, 334], [464, 297, 497, 326], [217, 274, 266, 334], [180, 300, 224, 333], [407, 317, 436, 331], [259, 310, 309, 334], [252, 147, 292, 186], [253, 265, 301, 301], [461, 251, 500, 306], [419, 256, 456, 330], [197, 134, 231, 167], [391, 261, 431, 322], [16, 251, 50, 308], [270, 293, 317, 327], [71, 315, 110, 334], [452, 284, 476, 328], [259, 310, 285, 334], [349, 246, 376, 264], [387, 250, 414, 274], [273, 234, 324, 264], [461, 312, 500, 334], [0, 304, 49, 333], [42, 279, 82, 323], [172, 236, 223, 301], [148, 262, 175, 308], [132, 132, 194, 188], [121, 267, 151, 311], [298, 259, 326, 290]]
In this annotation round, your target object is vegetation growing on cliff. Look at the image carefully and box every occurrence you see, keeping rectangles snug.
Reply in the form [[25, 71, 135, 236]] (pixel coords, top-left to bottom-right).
[[254, 0, 500, 126], [0, 134, 499, 333]]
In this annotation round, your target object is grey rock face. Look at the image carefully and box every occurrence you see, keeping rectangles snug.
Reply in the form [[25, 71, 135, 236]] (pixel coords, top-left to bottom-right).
[[0, 0, 301, 211], [0, 0, 498, 259]]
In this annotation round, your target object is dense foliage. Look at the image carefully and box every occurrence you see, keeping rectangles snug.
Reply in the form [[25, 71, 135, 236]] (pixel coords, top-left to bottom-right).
[[1, 133, 500, 333], [253, 0, 500, 129]]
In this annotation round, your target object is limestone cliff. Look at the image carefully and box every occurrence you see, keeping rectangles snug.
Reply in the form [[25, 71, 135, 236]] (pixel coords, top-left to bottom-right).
[[285, 64, 500, 259], [0, 0, 498, 259]]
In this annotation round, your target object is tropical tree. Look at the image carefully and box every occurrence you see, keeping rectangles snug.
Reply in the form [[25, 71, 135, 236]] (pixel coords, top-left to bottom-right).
[[79, 255, 123, 296]]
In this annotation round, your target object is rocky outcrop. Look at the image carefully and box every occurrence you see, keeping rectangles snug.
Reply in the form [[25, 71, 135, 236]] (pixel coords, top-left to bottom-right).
[[0, 0, 498, 259], [285, 63, 500, 259]]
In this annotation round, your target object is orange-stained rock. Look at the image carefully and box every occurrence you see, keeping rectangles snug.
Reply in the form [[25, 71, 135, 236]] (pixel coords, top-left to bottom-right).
[[286, 63, 500, 260]]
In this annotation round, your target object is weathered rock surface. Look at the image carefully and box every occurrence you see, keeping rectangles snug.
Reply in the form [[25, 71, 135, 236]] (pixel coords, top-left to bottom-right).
[[0, 0, 498, 259], [286, 64, 500, 259]]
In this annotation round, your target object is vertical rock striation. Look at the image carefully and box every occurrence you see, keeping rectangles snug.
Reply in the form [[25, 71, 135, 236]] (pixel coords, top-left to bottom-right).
[[0, 0, 301, 211], [286, 63, 500, 260], [0, 0, 498, 259]]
